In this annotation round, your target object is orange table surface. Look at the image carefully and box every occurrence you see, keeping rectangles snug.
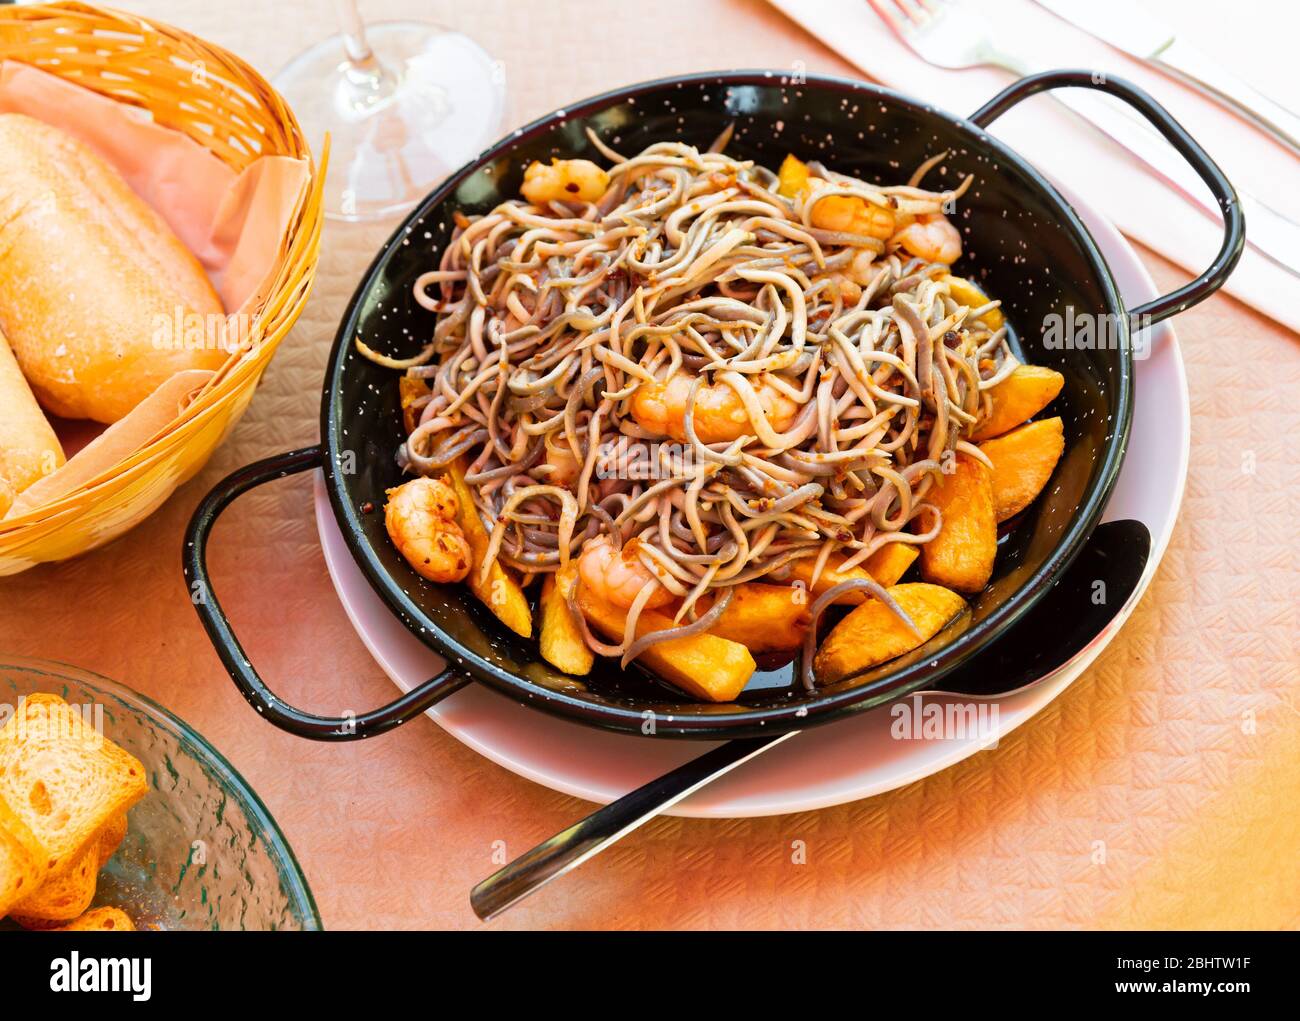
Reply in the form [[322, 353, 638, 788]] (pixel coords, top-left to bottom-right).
[[0, 0, 1296, 930]]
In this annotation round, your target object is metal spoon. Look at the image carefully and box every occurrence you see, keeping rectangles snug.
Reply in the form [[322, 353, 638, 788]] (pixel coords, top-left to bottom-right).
[[471, 518, 1152, 921]]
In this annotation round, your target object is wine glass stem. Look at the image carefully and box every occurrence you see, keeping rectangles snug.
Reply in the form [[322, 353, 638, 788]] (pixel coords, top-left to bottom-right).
[[334, 0, 373, 63], [332, 0, 397, 110]]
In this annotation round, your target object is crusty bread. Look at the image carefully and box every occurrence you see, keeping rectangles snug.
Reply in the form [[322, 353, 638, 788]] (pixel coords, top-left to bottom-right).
[[96, 811, 128, 868], [9, 840, 98, 923], [0, 796, 45, 917], [0, 325, 64, 497], [5, 811, 127, 923], [0, 693, 148, 881], [51, 906, 135, 932], [0, 113, 225, 423]]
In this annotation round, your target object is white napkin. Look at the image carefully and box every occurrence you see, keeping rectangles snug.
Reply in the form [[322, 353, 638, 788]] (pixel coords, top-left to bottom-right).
[[768, 0, 1300, 333]]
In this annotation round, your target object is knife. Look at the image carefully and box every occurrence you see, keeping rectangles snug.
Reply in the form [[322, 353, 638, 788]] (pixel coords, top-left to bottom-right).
[[970, 0, 1300, 278], [1049, 82, 1300, 279], [1037, 0, 1300, 158]]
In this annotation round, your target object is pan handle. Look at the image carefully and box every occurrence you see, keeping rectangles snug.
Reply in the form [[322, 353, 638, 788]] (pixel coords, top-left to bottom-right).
[[182, 445, 472, 741], [969, 70, 1245, 327]]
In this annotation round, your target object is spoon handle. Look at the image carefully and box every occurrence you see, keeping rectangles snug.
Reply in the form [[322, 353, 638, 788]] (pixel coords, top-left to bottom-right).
[[470, 731, 796, 921], [470, 520, 1153, 921]]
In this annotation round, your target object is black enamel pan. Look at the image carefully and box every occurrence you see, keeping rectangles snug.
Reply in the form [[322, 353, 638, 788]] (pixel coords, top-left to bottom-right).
[[184, 69, 1242, 741]]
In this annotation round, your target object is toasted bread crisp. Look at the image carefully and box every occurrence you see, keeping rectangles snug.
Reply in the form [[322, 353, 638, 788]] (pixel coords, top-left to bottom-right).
[[0, 693, 147, 881], [0, 796, 45, 918], [96, 812, 129, 869], [10, 841, 98, 923], [51, 906, 135, 932]]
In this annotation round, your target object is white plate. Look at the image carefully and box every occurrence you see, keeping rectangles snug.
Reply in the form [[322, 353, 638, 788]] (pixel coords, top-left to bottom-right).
[[314, 180, 1188, 818]]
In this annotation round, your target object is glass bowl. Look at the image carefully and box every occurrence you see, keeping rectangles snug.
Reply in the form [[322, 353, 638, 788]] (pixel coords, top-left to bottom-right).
[[0, 657, 320, 930]]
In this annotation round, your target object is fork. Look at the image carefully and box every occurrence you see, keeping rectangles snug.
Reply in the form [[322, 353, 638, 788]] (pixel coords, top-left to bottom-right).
[[870, 0, 1299, 277]]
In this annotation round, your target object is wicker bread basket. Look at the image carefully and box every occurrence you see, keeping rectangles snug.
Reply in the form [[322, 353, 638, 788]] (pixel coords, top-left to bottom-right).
[[0, 2, 323, 574]]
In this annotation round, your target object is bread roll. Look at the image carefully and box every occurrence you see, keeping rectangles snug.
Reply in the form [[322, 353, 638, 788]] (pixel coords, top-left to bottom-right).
[[0, 114, 225, 424], [0, 325, 64, 497]]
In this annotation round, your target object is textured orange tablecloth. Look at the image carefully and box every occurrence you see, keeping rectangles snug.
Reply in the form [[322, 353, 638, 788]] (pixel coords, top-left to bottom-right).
[[0, 0, 1296, 930]]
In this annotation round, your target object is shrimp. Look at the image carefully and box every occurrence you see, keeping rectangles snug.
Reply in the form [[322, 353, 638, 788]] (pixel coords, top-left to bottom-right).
[[893, 212, 962, 264], [808, 191, 896, 240], [577, 535, 673, 610], [521, 158, 610, 205], [384, 477, 472, 584], [778, 154, 895, 240], [631, 372, 799, 444]]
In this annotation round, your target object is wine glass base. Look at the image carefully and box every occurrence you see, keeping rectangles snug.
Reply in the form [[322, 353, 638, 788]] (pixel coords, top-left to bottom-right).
[[274, 21, 505, 222]]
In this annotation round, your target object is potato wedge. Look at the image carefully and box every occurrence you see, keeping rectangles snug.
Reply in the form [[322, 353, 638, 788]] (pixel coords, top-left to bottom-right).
[[920, 453, 996, 593], [865, 542, 918, 587], [445, 461, 532, 637], [945, 274, 1005, 329], [777, 153, 811, 199], [787, 543, 919, 604], [708, 583, 812, 652], [577, 584, 755, 702], [539, 564, 593, 676], [972, 364, 1064, 441], [980, 417, 1065, 522], [787, 557, 868, 603], [814, 583, 965, 684], [399, 376, 431, 435]]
